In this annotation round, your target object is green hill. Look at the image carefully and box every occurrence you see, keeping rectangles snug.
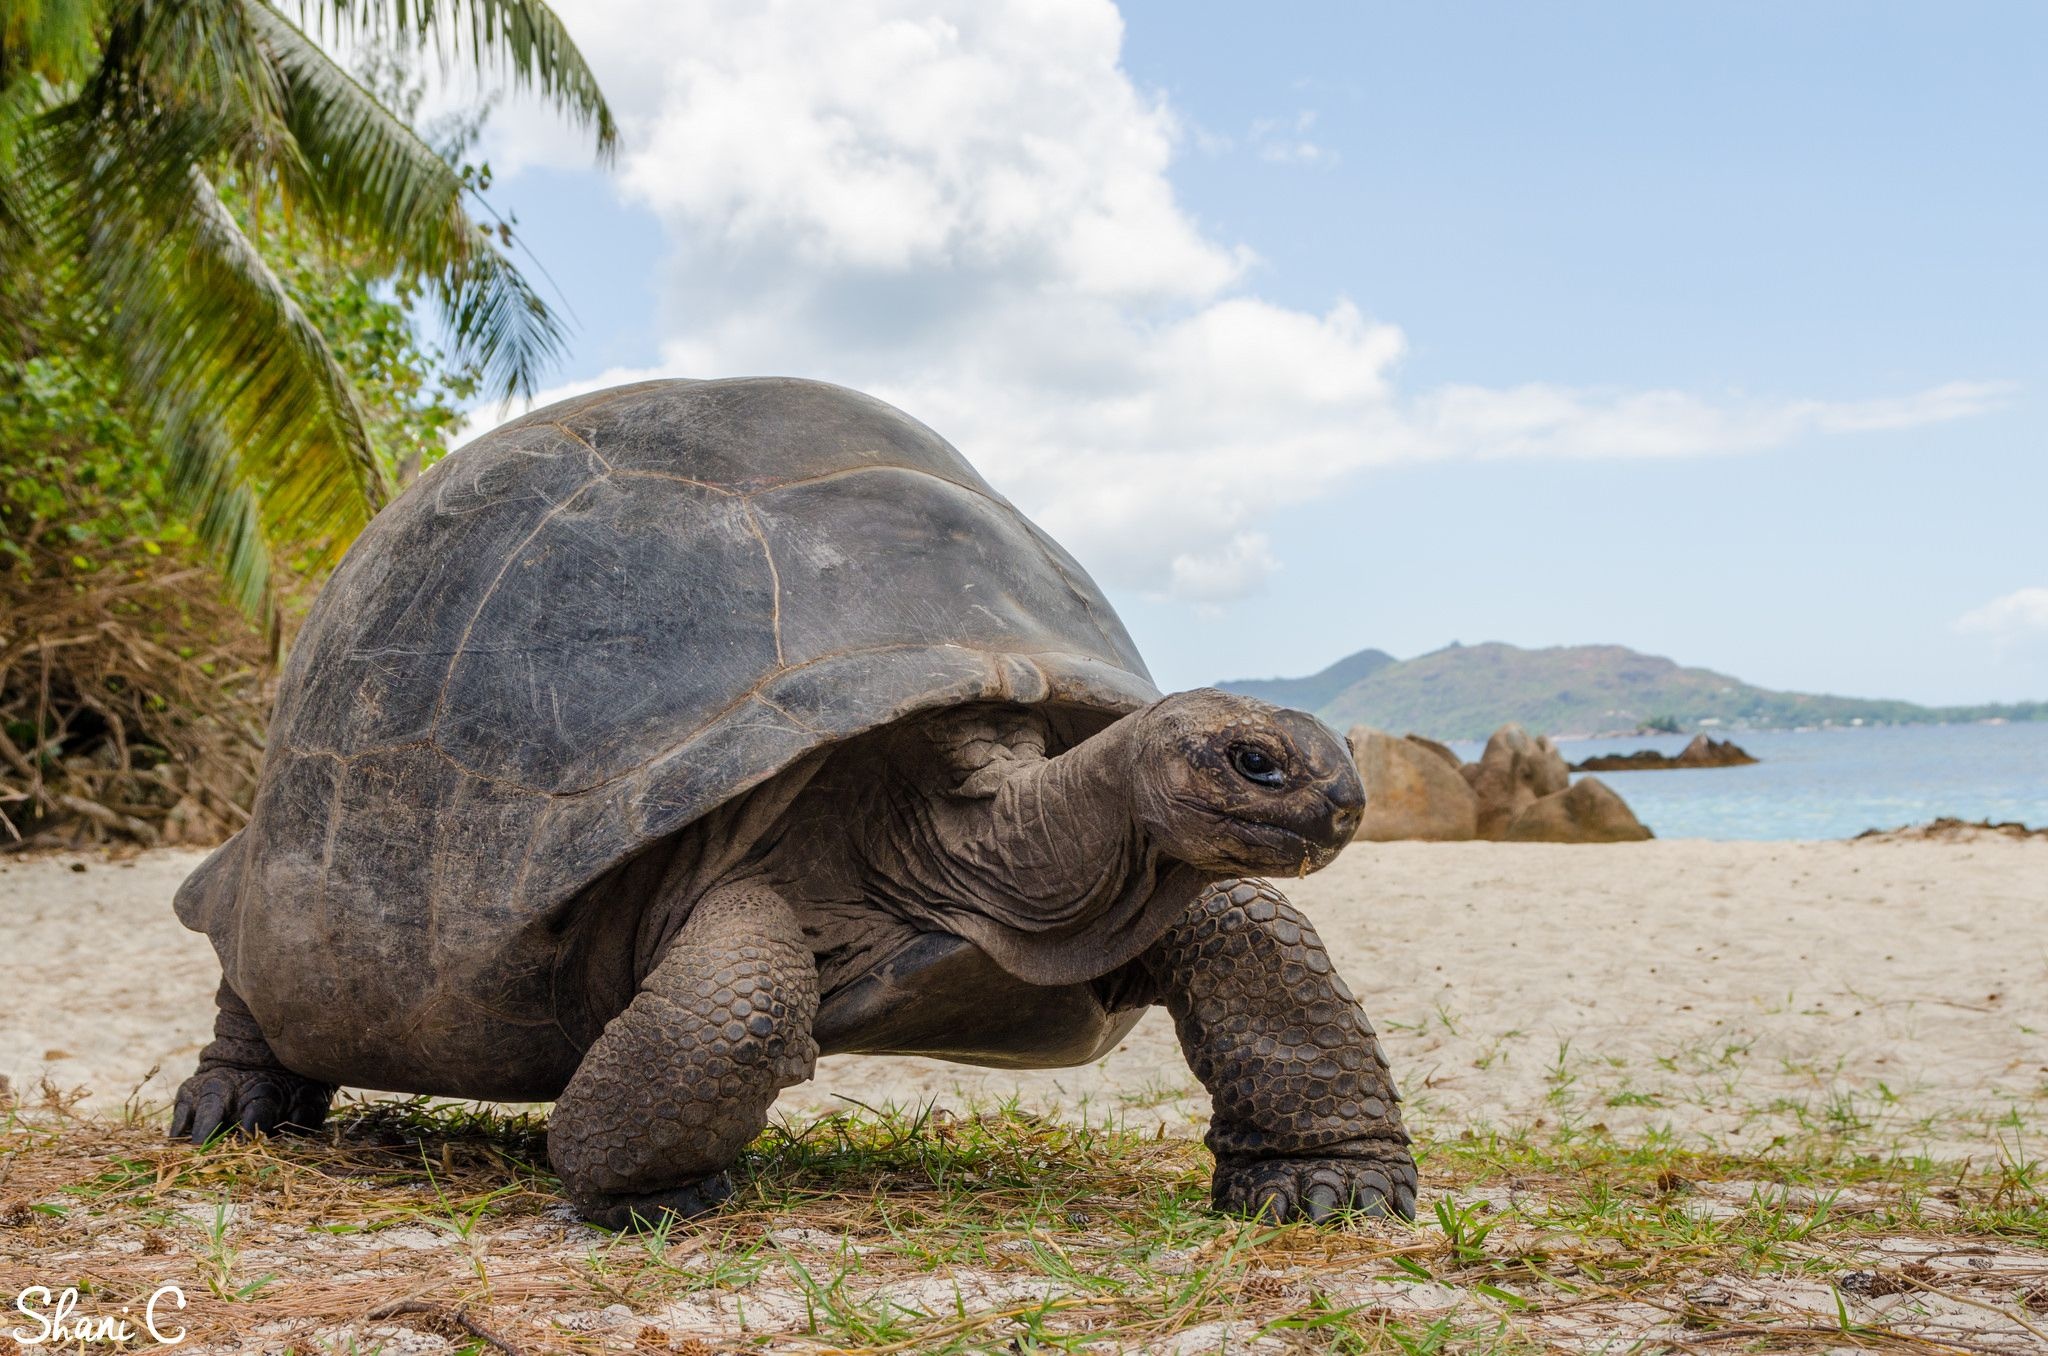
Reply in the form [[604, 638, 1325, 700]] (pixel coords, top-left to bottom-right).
[[1214, 647, 1396, 711], [1218, 641, 2047, 740]]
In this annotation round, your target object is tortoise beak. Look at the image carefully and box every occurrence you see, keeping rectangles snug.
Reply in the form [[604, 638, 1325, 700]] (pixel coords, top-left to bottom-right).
[[1289, 713, 1365, 849]]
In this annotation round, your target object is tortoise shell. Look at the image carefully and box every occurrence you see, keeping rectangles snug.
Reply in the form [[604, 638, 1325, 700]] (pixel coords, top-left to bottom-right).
[[174, 379, 1157, 1086]]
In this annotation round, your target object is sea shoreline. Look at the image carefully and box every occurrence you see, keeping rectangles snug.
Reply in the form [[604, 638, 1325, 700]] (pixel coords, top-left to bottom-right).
[[1542, 715, 2045, 743], [1456, 721, 2048, 841]]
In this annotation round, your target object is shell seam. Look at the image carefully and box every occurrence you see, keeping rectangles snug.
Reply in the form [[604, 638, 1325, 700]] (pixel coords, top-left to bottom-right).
[[426, 481, 601, 733]]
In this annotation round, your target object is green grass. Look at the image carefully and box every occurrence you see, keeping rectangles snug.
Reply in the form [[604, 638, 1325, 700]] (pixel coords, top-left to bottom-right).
[[2, 1094, 2044, 1354]]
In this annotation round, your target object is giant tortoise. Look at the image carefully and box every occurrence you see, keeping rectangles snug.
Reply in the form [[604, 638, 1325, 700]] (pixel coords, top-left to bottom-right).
[[171, 378, 1416, 1227]]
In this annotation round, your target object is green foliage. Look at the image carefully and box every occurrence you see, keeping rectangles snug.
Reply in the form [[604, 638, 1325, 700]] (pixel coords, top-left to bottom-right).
[[0, 346, 178, 568], [0, 3, 100, 85], [1432, 1196, 1498, 1265], [1, 107, 490, 601], [0, 0, 612, 622], [0, 30, 521, 843], [1640, 713, 1683, 735], [215, 52, 496, 492]]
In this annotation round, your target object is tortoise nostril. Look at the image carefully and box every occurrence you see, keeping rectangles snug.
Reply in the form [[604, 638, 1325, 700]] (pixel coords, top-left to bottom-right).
[[1319, 787, 1365, 842], [1326, 773, 1367, 817]]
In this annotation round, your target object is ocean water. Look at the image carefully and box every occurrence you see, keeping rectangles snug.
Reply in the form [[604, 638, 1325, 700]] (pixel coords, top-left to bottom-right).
[[1445, 722, 2048, 841]]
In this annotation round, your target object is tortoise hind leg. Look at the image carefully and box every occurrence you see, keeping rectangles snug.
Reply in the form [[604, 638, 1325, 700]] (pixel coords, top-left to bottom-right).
[[548, 880, 819, 1230], [171, 980, 335, 1143]]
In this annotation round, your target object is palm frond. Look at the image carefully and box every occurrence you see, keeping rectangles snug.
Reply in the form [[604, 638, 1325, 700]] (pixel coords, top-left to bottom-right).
[[32, 97, 390, 566], [253, 4, 465, 256], [63, 0, 313, 253], [429, 221, 560, 401], [298, 0, 615, 158], [0, 0, 105, 88], [1, 17, 89, 305], [0, 76, 44, 271], [95, 0, 286, 144], [9, 0, 613, 630], [173, 419, 279, 626], [158, 164, 391, 547], [253, 3, 566, 397]]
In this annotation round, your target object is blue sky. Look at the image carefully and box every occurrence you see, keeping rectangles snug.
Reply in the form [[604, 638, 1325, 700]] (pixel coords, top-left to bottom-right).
[[446, 2, 2046, 705]]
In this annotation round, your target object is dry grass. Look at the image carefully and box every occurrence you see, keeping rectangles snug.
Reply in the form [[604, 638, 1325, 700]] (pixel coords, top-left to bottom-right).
[[0, 534, 271, 850], [2, 1084, 2044, 1355]]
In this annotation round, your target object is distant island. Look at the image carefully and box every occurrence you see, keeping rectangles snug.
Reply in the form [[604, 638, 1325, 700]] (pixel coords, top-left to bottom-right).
[[1218, 642, 2048, 741]]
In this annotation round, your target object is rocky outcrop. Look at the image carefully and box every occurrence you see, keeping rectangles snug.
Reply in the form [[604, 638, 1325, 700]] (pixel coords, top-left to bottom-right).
[[1404, 734, 1463, 770], [1353, 720, 1658, 843], [1852, 817, 2047, 843], [1462, 723, 1571, 839], [1501, 777, 1654, 844], [1574, 734, 1758, 772], [1346, 726, 1479, 841]]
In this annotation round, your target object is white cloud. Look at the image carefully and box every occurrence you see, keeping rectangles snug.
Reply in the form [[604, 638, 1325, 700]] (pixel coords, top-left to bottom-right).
[[457, 0, 2009, 605], [1956, 588, 2048, 638], [1170, 532, 1280, 606], [1412, 380, 2013, 462]]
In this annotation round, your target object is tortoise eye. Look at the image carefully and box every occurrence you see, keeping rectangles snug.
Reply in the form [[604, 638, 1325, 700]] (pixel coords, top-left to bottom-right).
[[1230, 745, 1285, 788]]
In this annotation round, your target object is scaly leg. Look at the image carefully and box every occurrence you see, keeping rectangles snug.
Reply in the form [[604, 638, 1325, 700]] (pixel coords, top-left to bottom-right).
[[1139, 878, 1416, 1223], [548, 880, 819, 1230], [171, 980, 334, 1142]]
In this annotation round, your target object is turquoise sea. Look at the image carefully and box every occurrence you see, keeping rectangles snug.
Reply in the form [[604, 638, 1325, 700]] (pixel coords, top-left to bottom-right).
[[1446, 721, 2048, 841]]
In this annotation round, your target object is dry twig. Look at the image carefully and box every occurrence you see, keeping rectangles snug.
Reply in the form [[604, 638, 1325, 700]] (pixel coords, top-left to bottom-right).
[[1, 487, 274, 848]]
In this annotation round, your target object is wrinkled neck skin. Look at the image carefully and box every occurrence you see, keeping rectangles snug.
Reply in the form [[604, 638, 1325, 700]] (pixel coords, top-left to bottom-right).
[[763, 705, 1211, 991], [943, 715, 1148, 915], [898, 708, 1210, 987]]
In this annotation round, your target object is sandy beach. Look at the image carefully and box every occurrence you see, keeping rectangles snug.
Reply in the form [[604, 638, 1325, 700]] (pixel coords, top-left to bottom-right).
[[7, 836, 2043, 1160]]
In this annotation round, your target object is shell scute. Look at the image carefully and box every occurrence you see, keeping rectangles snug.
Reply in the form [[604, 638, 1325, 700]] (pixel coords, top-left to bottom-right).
[[750, 468, 1093, 670], [431, 473, 777, 793], [277, 423, 608, 758]]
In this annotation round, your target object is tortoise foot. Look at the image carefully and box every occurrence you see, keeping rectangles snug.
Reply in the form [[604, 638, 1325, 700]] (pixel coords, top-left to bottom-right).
[[1214, 1147, 1418, 1225], [576, 1172, 734, 1231], [170, 1065, 333, 1144]]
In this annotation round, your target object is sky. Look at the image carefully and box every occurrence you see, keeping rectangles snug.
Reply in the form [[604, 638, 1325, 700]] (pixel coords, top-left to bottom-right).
[[426, 1, 2046, 705]]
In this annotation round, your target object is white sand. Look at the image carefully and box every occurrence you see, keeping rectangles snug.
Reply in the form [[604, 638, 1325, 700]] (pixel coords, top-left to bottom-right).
[[5, 838, 2043, 1157]]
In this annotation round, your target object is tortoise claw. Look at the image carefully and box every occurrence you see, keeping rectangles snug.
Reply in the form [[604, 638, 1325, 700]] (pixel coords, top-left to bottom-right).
[[170, 1067, 331, 1145], [1214, 1151, 1418, 1225], [575, 1172, 734, 1232]]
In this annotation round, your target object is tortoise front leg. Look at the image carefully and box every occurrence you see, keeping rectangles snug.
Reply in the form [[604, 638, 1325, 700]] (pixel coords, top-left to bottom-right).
[[548, 880, 819, 1230], [1137, 878, 1416, 1223]]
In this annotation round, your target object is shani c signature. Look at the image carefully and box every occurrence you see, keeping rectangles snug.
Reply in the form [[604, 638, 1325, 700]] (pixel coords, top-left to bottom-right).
[[11, 1286, 188, 1347]]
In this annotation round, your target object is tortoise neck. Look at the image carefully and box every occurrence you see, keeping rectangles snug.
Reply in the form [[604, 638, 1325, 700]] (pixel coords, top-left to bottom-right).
[[982, 713, 1151, 910], [902, 707, 1211, 987]]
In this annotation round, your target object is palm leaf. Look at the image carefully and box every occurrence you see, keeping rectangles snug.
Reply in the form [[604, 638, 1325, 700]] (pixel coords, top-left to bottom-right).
[[11, 0, 612, 630], [0, 0, 105, 89], [253, 3, 565, 398], [299, 0, 615, 157], [174, 418, 279, 625], [33, 94, 390, 566], [0, 77, 43, 288]]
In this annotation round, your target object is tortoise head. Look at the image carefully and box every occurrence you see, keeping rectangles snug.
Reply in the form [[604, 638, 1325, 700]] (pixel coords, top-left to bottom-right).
[[1132, 689, 1364, 876]]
